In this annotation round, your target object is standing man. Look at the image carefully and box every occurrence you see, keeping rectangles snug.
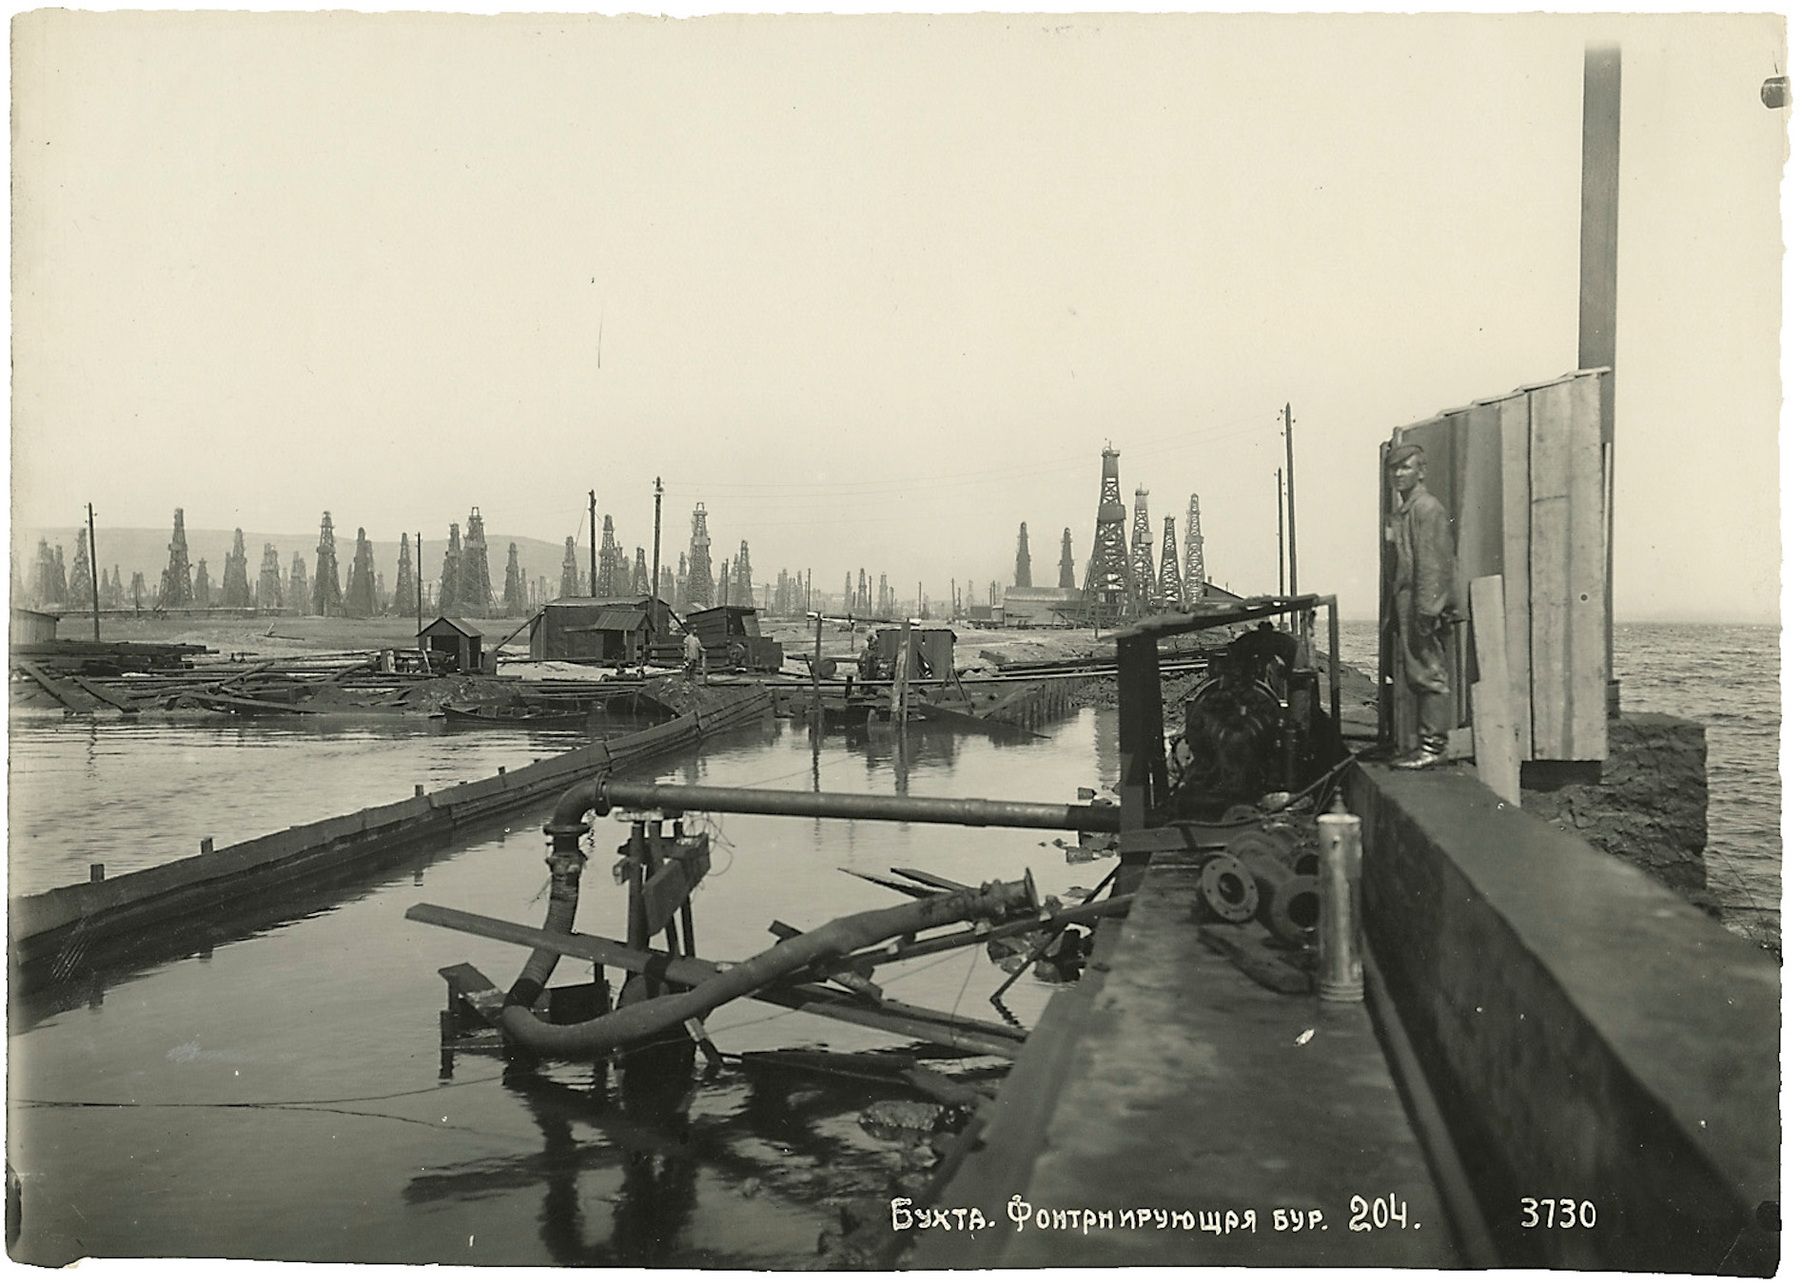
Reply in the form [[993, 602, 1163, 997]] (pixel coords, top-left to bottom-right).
[[1386, 441, 1458, 769], [683, 626, 705, 681]]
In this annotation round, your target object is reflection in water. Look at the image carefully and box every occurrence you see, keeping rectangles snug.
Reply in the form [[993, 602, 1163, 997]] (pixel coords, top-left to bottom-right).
[[10, 703, 1110, 1267]]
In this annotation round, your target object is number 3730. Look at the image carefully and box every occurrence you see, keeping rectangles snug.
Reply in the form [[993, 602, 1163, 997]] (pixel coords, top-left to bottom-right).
[[1520, 1198, 1597, 1229]]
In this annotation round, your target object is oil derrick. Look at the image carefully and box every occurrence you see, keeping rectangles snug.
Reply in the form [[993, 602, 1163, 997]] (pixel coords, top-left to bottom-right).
[[252, 536, 279, 605], [633, 548, 650, 596], [309, 512, 343, 616], [717, 559, 730, 607], [223, 529, 252, 608], [1157, 515, 1183, 609], [659, 565, 674, 604], [31, 540, 59, 605], [1059, 528, 1075, 589], [392, 535, 416, 616], [288, 552, 309, 615], [106, 566, 123, 609], [878, 573, 890, 617], [843, 571, 853, 615], [598, 516, 621, 596], [438, 523, 462, 616], [687, 504, 713, 608], [192, 559, 212, 608], [560, 537, 580, 598], [1081, 448, 1130, 622], [1183, 494, 1206, 603], [735, 541, 752, 605], [375, 571, 387, 612], [346, 527, 378, 618], [159, 508, 193, 607], [503, 543, 527, 614], [460, 507, 494, 617], [70, 528, 93, 607], [128, 571, 146, 610], [676, 552, 690, 606], [1015, 522, 1033, 587], [856, 568, 867, 616], [1127, 487, 1156, 613]]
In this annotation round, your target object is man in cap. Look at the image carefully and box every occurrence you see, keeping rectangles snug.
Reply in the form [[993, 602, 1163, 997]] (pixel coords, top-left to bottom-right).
[[1386, 440, 1458, 768]]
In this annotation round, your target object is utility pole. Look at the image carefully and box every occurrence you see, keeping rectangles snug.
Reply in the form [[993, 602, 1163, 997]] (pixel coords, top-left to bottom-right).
[[85, 503, 101, 639], [651, 477, 663, 632], [1275, 469, 1286, 597], [589, 490, 598, 599], [415, 533, 423, 635], [1284, 403, 1298, 599]]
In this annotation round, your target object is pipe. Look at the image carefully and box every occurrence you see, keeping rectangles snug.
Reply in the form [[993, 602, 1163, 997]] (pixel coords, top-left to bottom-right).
[[592, 779, 1122, 833], [1316, 803, 1364, 1002], [498, 875, 1039, 1057]]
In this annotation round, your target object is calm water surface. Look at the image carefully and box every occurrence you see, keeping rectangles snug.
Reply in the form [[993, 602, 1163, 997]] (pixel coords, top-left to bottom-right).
[[1337, 619, 1781, 942], [9, 708, 1118, 1267]]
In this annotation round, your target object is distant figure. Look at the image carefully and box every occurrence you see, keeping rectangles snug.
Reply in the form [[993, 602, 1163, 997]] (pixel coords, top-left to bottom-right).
[[1386, 441, 1458, 769], [683, 628, 705, 680]]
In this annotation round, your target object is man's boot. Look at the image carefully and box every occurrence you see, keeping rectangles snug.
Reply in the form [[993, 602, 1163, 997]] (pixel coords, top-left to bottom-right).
[[1394, 731, 1449, 770]]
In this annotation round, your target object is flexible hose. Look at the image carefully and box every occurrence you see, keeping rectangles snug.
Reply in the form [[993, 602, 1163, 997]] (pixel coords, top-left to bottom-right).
[[498, 877, 1036, 1058]]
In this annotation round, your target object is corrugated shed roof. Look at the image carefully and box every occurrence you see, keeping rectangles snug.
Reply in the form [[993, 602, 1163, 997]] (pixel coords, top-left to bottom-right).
[[571, 607, 649, 633]]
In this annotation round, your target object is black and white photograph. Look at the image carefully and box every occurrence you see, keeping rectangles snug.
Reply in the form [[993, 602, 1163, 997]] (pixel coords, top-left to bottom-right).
[[5, 7, 1783, 1274]]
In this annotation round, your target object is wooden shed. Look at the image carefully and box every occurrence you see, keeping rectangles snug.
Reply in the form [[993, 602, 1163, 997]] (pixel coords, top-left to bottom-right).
[[10, 608, 60, 645], [1380, 368, 1610, 766], [531, 597, 666, 663], [686, 605, 784, 671], [863, 626, 957, 683], [418, 616, 482, 674]]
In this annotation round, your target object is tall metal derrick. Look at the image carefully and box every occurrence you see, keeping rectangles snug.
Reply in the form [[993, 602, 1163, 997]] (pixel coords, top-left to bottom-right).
[[313, 511, 343, 617], [1058, 528, 1075, 589]]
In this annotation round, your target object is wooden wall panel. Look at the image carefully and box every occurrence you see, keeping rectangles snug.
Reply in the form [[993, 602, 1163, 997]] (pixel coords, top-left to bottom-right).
[[1497, 391, 1534, 759], [1565, 374, 1609, 759], [1528, 378, 1574, 757]]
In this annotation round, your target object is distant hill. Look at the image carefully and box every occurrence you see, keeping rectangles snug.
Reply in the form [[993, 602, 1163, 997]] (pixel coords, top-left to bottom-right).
[[14, 526, 584, 604]]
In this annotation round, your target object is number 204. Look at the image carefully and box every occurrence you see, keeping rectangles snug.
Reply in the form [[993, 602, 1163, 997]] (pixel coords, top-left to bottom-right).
[[1521, 1198, 1596, 1229]]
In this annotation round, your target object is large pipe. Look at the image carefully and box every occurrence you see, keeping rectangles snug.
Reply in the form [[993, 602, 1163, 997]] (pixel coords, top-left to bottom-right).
[[1316, 804, 1364, 1002], [587, 780, 1122, 833], [498, 875, 1039, 1057]]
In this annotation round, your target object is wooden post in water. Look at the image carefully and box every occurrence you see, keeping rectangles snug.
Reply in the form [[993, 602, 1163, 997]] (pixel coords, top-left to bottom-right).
[[811, 612, 823, 720], [86, 503, 101, 640]]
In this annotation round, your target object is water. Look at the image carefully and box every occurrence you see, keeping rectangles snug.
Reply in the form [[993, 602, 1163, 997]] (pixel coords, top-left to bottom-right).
[[7, 709, 1120, 1267], [1336, 619, 1781, 943], [6, 712, 650, 896]]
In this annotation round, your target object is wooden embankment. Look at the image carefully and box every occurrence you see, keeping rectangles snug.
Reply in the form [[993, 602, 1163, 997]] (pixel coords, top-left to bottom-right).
[[8, 683, 773, 994]]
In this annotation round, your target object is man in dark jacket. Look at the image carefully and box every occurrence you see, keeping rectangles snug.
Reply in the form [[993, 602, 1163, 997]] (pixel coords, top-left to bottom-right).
[[1386, 441, 1457, 768]]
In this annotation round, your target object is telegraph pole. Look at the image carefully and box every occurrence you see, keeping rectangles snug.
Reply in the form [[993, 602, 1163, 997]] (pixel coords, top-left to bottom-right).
[[1284, 403, 1298, 599], [588, 490, 598, 598], [1275, 469, 1286, 596], [415, 533, 424, 634], [86, 503, 101, 639], [651, 477, 664, 632]]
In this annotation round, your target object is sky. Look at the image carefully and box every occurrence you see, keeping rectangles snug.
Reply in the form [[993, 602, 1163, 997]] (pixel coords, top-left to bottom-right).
[[9, 9, 1787, 621]]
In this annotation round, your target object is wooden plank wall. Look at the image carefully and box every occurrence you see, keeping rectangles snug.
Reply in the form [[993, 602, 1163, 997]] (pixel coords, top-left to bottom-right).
[[1380, 370, 1608, 765]]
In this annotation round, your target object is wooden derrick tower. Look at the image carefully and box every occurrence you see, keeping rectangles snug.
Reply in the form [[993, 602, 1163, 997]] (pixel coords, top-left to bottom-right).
[[1183, 495, 1207, 604], [1015, 522, 1032, 588], [687, 504, 713, 608], [1058, 528, 1076, 589], [1157, 515, 1183, 609], [1128, 487, 1155, 612], [1081, 448, 1131, 622], [313, 511, 343, 617]]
